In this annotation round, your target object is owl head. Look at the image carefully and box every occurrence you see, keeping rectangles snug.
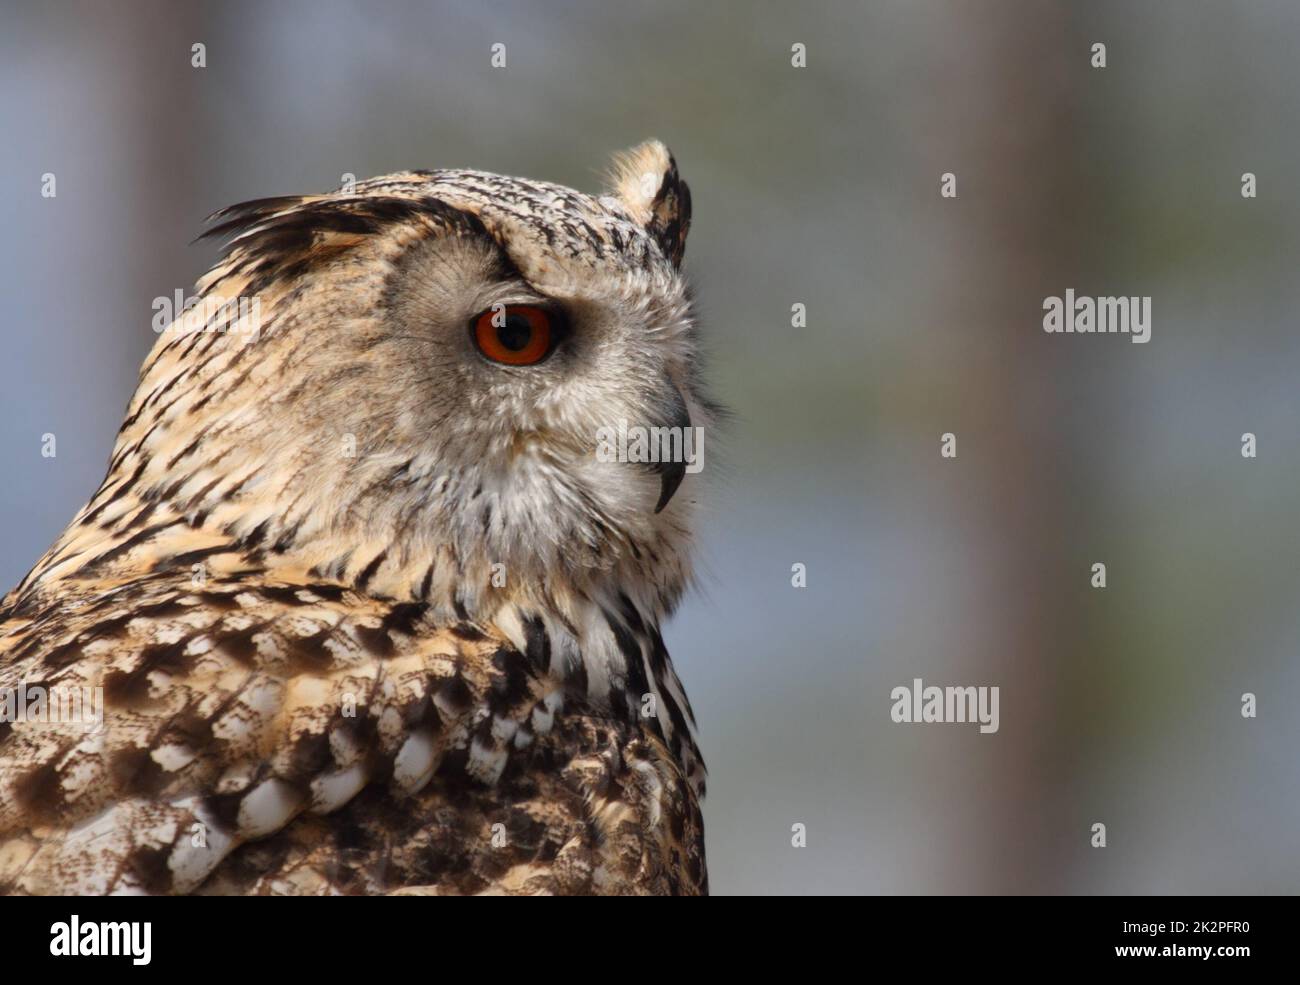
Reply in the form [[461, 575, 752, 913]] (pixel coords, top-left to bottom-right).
[[106, 141, 714, 623]]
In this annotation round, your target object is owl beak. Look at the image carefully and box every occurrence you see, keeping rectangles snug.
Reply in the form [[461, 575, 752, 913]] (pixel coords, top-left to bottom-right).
[[653, 458, 687, 514], [650, 384, 691, 514]]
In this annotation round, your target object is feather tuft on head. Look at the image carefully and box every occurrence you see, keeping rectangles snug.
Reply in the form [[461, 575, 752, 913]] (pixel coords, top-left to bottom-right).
[[606, 140, 691, 267]]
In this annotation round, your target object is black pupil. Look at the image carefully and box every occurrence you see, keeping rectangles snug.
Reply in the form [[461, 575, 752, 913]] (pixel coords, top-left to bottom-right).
[[497, 314, 534, 351]]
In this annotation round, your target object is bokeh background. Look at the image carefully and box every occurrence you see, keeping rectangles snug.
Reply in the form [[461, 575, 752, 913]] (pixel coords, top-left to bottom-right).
[[3, 0, 1299, 894]]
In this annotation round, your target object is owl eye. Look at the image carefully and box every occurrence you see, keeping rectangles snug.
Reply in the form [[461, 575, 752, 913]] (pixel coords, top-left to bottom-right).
[[472, 305, 556, 366]]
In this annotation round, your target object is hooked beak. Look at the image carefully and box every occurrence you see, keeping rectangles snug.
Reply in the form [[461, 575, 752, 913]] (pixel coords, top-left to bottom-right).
[[653, 459, 687, 514], [649, 384, 691, 514]]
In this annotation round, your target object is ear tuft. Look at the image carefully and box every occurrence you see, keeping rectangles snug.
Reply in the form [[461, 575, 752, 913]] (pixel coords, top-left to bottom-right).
[[606, 140, 691, 267]]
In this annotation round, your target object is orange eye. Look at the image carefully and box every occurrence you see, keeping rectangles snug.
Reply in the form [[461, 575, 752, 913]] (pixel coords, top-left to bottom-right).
[[472, 305, 555, 366]]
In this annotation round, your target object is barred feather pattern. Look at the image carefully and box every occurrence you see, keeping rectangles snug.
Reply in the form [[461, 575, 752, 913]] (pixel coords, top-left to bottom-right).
[[0, 572, 704, 894]]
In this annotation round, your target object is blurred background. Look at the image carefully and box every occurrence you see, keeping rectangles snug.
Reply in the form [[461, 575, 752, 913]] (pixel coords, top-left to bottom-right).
[[3, 0, 1299, 894]]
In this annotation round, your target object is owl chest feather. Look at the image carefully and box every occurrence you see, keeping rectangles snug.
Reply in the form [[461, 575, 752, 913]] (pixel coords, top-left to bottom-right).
[[0, 566, 705, 894]]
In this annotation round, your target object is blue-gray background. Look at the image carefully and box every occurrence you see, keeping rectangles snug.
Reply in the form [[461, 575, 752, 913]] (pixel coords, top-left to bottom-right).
[[3, 1, 1298, 894]]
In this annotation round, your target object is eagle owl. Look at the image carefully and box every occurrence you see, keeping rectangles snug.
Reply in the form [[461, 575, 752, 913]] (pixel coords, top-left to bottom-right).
[[0, 141, 711, 895]]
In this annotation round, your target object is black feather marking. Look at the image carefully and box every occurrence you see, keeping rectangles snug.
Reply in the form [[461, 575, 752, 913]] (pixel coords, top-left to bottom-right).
[[383, 602, 429, 637], [198, 194, 496, 291], [355, 550, 387, 590], [521, 615, 551, 673]]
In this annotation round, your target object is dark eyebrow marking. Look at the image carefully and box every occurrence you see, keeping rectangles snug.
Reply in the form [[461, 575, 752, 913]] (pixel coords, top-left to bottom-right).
[[198, 193, 498, 297]]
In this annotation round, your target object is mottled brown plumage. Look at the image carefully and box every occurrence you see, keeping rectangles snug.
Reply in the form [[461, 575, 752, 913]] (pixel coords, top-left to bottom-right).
[[0, 141, 711, 895]]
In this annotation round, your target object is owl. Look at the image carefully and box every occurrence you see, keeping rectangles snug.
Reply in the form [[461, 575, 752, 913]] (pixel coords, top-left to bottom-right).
[[0, 140, 712, 895]]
